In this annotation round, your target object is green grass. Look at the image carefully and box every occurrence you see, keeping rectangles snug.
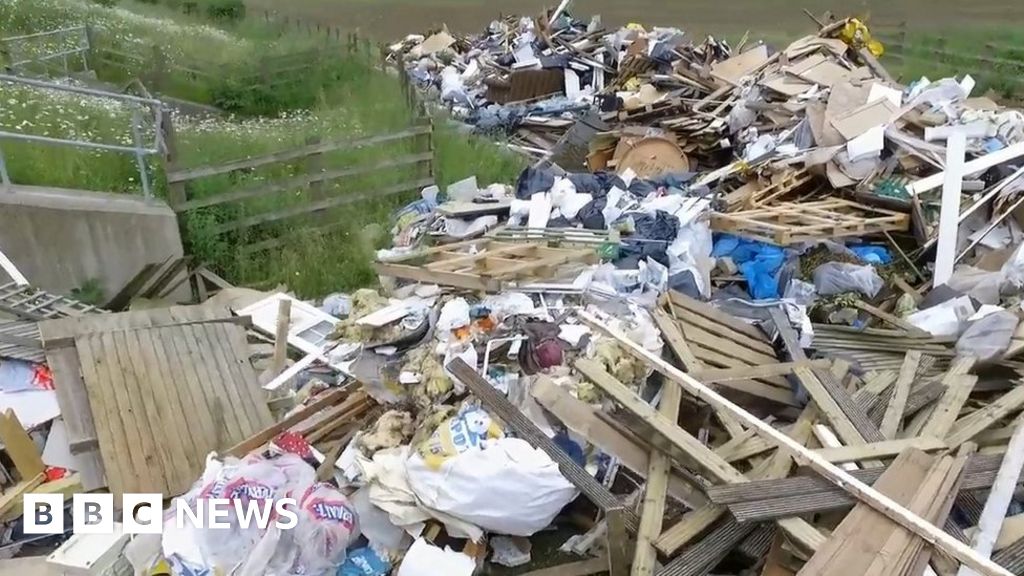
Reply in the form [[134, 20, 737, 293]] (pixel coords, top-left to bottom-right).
[[876, 25, 1024, 100], [0, 0, 525, 296]]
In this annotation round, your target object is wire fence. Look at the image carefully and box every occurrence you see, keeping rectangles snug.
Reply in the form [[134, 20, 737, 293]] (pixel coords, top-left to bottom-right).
[[0, 74, 165, 198]]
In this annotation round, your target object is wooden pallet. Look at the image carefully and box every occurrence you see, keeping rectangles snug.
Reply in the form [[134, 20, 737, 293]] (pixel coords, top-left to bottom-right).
[[659, 291, 801, 409], [0, 282, 106, 320], [37, 305, 262, 494], [375, 239, 598, 292], [710, 199, 910, 245]]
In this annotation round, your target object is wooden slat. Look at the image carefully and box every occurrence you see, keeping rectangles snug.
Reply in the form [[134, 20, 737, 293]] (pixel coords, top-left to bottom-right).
[[77, 332, 146, 497], [668, 291, 768, 342], [176, 152, 432, 211], [166, 126, 431, 183], [181, 324, 242, 444], [579, 310, 1012, 576], [880, 351, 922, 439], [947, 384, 1024, 448], [209, 177, 434, 235], [120, 329, 184, 493], [815, 436, 947, 464]]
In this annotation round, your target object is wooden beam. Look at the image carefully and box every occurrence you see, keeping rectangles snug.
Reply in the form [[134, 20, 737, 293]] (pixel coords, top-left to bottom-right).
[[0, 409, 44, 480], [935, 131, 967, 285], [578, 309, 1014, 576], [632, 378, 682, 576], [607, 507, 632, 576], [921, 371, 980, 440], [815, 436, 947, 464], [946, 385, 1024, 448], [531, 377, 708, 507], [577, 360, 824, 555], [881, 351, 922, 439], [957, 424, 1024, 576]]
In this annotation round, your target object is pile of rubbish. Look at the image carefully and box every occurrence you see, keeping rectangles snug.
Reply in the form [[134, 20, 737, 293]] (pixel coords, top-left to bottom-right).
[[7, 7, 1024, 576]]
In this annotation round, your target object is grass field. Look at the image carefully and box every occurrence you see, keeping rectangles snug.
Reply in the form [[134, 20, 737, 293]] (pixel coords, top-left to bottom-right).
[[0, 0, 525, 297], [245, 0, 1024, 42]]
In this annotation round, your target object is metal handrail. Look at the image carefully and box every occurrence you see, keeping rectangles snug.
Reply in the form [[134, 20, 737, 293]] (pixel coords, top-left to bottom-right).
[[0, 74, 165, 198], [1, 26, 91, 78]]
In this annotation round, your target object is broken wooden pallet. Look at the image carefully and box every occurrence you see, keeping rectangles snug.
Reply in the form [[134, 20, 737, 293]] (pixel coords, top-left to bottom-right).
[[710, 199, 909, 245], [660, 291, 800, 408], [375, 238, 598, 291]]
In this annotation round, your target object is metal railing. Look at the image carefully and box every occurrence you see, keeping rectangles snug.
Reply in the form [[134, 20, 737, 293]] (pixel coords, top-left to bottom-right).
[[1, 26, 91, 78], [0, 74, 165, 198]]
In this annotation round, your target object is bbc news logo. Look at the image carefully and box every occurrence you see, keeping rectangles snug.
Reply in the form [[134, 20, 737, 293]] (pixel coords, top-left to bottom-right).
[[24, 494, 300, 534]]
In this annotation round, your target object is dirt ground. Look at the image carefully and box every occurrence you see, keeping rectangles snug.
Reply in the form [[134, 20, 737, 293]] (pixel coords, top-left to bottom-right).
[[246, 0, 1024, 41]]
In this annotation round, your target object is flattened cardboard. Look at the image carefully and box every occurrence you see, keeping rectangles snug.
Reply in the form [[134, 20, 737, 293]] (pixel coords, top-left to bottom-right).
[[711, 45, 770, 85], [830, 98, 899, 141]]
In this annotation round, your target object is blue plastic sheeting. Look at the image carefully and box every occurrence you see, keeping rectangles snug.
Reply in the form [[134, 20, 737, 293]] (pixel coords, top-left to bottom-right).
[[712, 234, 786, 300], [848, 245, 892, 265]]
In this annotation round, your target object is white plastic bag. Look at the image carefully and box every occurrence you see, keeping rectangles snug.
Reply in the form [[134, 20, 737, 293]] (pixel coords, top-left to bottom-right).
[[812, 262, 883, 298], [287, 483, 360, 575], [406, 438, 577, 536], [956, 310, 1020, 362]]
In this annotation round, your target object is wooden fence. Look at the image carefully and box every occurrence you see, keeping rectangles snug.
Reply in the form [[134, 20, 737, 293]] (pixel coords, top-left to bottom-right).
[[162, 119, 435, 255], [874, 23, 1024, 99]]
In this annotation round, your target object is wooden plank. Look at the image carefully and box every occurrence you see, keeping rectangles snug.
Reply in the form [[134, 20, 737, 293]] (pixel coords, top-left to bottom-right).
[[132, 327, 197, 492], [0, 473, 44, 515], [210, 177, 435, 235], [578, 310, 1015, 576], [227, 387, 352, 456], [607, 507, 632, 576], [166, 126, 431, 183], [797, 449, 940, 576], [163, 325, 225, 451], [176, 152, 433, 211], [695, 361, 832, 383], [947, 385, 1024, 448], [668, 304, 777, 356], [922, 372, 981, 439], [632, 378, 682, 576], [531, 377, 708, 508], [0, 410, 44, 479], [959, 425, 1024, 576], [579, 359, 824, 555], [203, 323, 255, 436], [78, 332, 148, 497], [815, 436, 947, 464], [115, 329, 176, 494], [221, 323, 273, 428], [179, 324, 240, 445], [449, 360, 640, 532], [147, 326, 211, 475], [659, 517, 757, 576], [576, 359, 744, 484], [668, 291, 768, 342], [881, 351, 922, 439]]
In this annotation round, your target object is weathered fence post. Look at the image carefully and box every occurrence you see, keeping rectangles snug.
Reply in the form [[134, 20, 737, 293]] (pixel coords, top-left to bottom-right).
[[161, 117, 186, 210], [150, 44, 168, 94], [84, 24, 97, 71], [305, 135, 325, 203]]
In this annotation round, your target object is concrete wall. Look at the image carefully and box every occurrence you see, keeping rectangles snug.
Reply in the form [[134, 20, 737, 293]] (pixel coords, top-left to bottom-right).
[[0, 185, 184, 300]]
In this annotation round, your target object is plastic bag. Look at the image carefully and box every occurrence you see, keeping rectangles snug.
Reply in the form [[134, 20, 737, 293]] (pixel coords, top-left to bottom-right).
[[515, 166, 555, 199], [415, 405, 504, 469], [288, 483, 360, 575], [812, 262, 883, 298], [338, 547, 390, 576], [194, 454, 312, 570], [712, 234, 786, 300], [406, 437, 578, 537], [956, 310, 1020, 362]]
